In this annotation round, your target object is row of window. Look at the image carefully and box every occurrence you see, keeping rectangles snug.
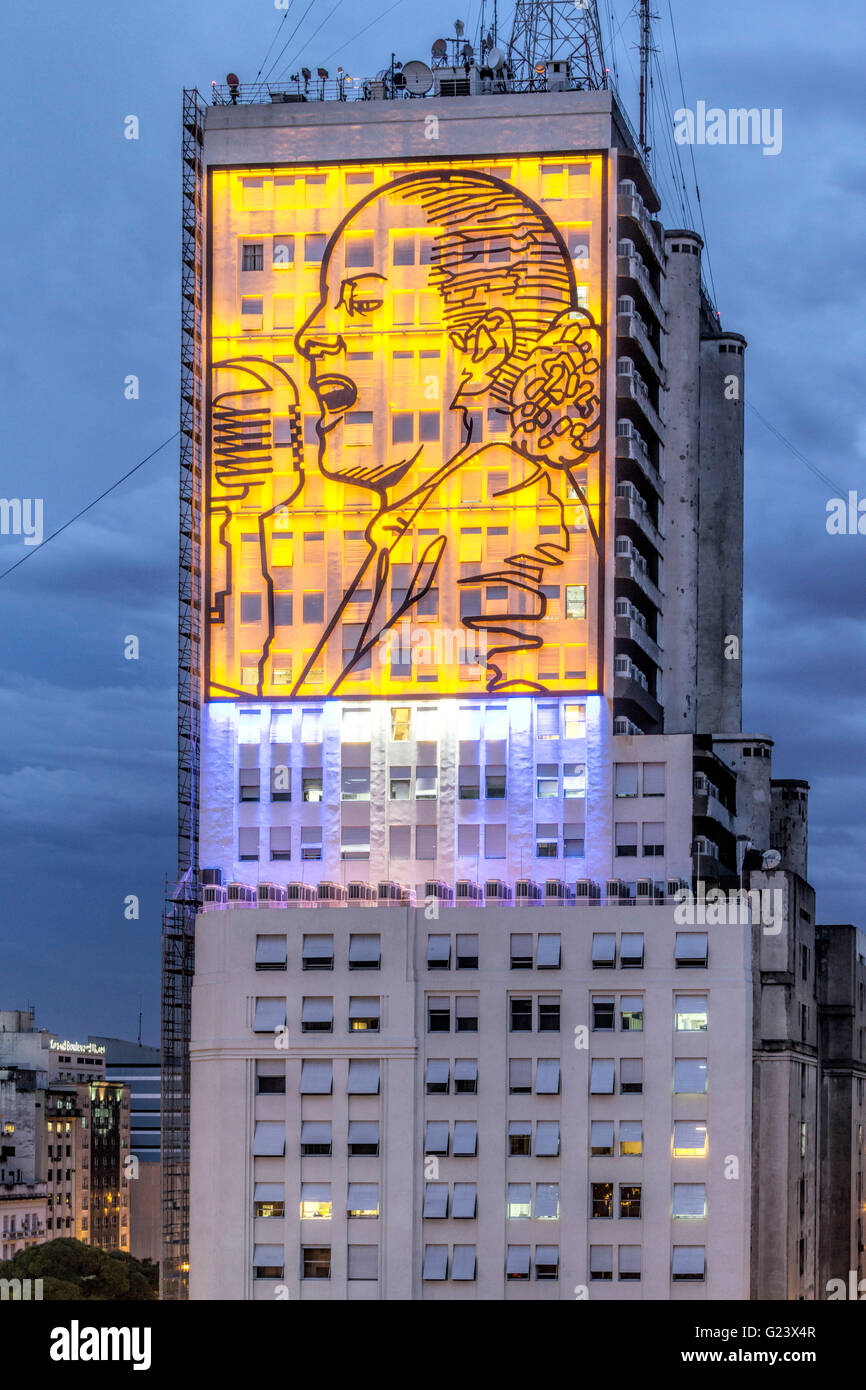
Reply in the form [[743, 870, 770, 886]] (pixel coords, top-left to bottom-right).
[[240, 761, 593, 802], [236, 701, 589, 745], [239, 823, 595, 862]]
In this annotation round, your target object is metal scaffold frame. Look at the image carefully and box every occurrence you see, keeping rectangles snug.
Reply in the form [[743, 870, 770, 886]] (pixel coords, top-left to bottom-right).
[[161, 86, 205, 1302], [507, 0, 607, 91]]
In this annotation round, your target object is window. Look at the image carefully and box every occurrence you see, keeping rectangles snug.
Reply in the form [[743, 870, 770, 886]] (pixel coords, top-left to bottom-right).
[[299, 1060, 332, 1095], [301, 1246, 330, 1280], [254, 1245, 285, 1280], [349, 935, 380, 969], [507, 1246, 531, 1280], [672, 1246, 706, 1282], [340, 826, 370, 861], [510, 934, 533, 969], [238, 827, 259, 861], [592, 935, 616, 969], [423, 1184, 448, 1219], [302, 769, 323, 803], [428, 997, 450, 1032], [563, 703, 586, 738], [619, 1120, 643, 1157], [590, 1060, 615, 1094], [301, 998, 333, 1033], [642, 821, 665, 856], [454, 1059, 478, 1094], [253, 998, 286, 1033], [453, 1121, 477, 1156], [592, 996, 615, 1031], [455, 997, 478, 1032], [416, 825, 437, 861], [536, 1059, 561, 1095], [591, 1183, 613, 1219], [507, 1183, 531, 1220], [451, 1246, 476, 1281], [302, 936, 333, 971], [416, 766, 438, 800], [256, 936, 287, 971], [509, 1059, 532, 1095], [590, 1246, 613, 1281], [341, 768, 371, 801], [536, 704, 558, 740], [485, 765, 507, 799], [619, 1184, 642, 1218], [535, 823, 558, 858], [300, 1122, 331, 1157], [535, 1183, 559, 1220], [304, 233, 327, 263], [620, 996, 643, 1031], [422, 1245, 448, 1281], [302, 591, 324, 624], [300, 1183, 332, 1221], [427, 935, 451, 969], [349, 997, 380, 1032], [615, 822, 638, 857], [673, 1184, 706, 1219], [425, 1122, 449, 1157], [252, 1122, 286, 1157], [510, 998, 532, 1032], [348, 1245, 378, 1280], [615, 763, 638, 797], [256, 1061, 285, 1095], [239, 767, 260, 802], [347, 1184, 379, 1220], [508, 1121, 531, 1157], [535, 1121, 560, 1157], [426, 1060, 449, 1095], [675, 933, 708, 968], [565, 584, 586, 619], [458, 765, 480, 800], [347, 1121, 379, 1157], [389, 765, 411, 800], [563, 822, 585, 858], [485, 824, 506, 859], [590, 1120, 614, 1157], [456, 934, 478, 969], [536, 934, 561, 969], [673, 1059, 708, 1094], [643, 762, 665, 796], [675, 996, 708, 1031], [347, 1060, 380, 1095], [536, 763, 558, 798], [619, 1245, 641, 1281], [390, 706, 411, 741], [563, 763, 585, 798], [538, 997, 560, 1032], [620, 1058, 643, 1094], [673, 1121, 708, 1157]]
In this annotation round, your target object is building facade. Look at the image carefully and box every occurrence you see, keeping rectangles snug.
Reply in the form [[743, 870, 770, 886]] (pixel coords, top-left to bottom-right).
[[178, 53, 859, 1300], [90, 1037, 162, 1265]]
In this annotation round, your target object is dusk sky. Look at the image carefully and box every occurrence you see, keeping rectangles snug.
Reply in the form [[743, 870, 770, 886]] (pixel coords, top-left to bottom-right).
[[0, 0, 863, 1042]]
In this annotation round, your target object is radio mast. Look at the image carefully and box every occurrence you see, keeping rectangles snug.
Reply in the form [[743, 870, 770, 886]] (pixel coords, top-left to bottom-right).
[[507, 0, 607, 90]]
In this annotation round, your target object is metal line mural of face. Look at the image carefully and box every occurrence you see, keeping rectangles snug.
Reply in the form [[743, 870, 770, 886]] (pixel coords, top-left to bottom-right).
[[206, 160, 605, 700]]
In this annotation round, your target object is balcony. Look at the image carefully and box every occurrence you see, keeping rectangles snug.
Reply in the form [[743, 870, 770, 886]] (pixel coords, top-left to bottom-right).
[[615, 614, 662, 667], [615, 553, 663, 610], [693, 790, 736, 837], [618, 192, 665, 266], [614, 673, 663, 732], [615, 432, 664, 492], [616, 372, 665, 440], [617, 253, 665, 326], [615, 493, 664, 553], [617, 311, 665, 385]]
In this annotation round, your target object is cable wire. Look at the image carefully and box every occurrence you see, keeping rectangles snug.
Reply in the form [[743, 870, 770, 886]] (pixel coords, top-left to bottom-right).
[[255, 1, 295, 82], [745, 403, 846, 497], [665, 0, 718, 307], [273, 0, 349, 84], [263, 0, 318, 83], [315, 0, 410, 68], [0, 431, 180, 584]]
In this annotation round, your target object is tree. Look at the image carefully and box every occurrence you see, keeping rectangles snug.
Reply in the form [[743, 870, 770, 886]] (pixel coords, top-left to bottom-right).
[[1, 1238, 158, 1300]]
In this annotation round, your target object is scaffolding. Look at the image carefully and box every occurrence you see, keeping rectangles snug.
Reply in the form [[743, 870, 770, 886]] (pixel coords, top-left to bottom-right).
[[161, 87, 205, 1302]]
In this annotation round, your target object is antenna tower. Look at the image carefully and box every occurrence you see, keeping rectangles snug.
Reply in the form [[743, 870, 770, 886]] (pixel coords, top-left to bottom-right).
[[507, 0, 607, 90], [638, 0, 653, 157]]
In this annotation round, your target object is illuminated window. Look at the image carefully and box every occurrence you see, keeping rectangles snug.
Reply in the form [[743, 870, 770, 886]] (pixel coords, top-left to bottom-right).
[[389, 765, 411, 800], [272, 296, 295, 329], [416, 766, 438, 800], [619, 1121, 643, 1156], [673, 1059, 707, 1095], [459, 528, 482, 563], [535, 824, 558, 858], [591, 1183, 613, 1219], [507, 1183, 531, 1220], [390, 707, 410, 741], [419, 293, 439, 326], [673, 1122, 708, 1157], [564, 645, 586, 678], [302, 770, 323, 803], [576, 286, 590, 308], [460, 471, 482, 504], [562, 763, 585, 798], [675, 996, 708, 1031], [539, 163, 565, 199], [271, 534, 294, 567], [394, 293, 414, 325], [536, 764, 558, 798], [347, 1184, 379, 1219], [242, 243, 264, 271], [273, 235, 294, 267], [348, 998, 380, 1032], [566, 584, 587, 619], [564, 703, 586, 738], [240, 177, 265, 209], [620, 996, 643, 1031]]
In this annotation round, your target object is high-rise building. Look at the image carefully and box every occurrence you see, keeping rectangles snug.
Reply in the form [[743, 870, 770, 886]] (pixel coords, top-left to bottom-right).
[[167, 14, 863, 1301], [90, 1037, 162, 1265]]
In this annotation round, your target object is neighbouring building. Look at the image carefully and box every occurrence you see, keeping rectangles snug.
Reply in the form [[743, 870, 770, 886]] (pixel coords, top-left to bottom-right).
[[165, 7, 863, 1301], [90, 1036, 162, 1265]]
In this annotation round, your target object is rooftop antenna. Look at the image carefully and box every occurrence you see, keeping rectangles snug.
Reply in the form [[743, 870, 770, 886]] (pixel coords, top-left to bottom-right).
[[638, 0, 655, 159], [507, 0, 607, 91]]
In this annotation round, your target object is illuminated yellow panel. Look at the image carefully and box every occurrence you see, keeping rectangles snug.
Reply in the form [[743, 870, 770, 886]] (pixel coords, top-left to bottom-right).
[[206, 154, 608, 700]]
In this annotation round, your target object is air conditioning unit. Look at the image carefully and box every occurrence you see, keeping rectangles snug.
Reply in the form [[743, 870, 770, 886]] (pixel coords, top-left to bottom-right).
[[456, 879, 483, 905], [544, 878, 572, 905], [200, 867, 223, 886], [615, 655, 632, 678], [423, 879, 454, 905], [615, 536, 632, 558], [635, 877, 654, 903], [515, 877, 542, 905], [256, 882, 287, 908], [606, 878, 633, 904], [617, 356, 634, 376], [484, 878, 512, 903], [618, 179, 637, 197], [401, 886, 417, 907], [616, 419, 634, 438], [618, 238, 635, 257], [201, 883, 227, 912], [615, 597, 631, 618], [574, 878, 601, 903], [286, 882, 317, 907], [616, 295, 635, 315], [693, 838, 718, 858], [348, 881, 377, 905], [377, 880, 404, 906], [694, 772, 709, 795], [317, 881, 347, 905], [226, 882, 256, 908], [666, 877, 689, 898]]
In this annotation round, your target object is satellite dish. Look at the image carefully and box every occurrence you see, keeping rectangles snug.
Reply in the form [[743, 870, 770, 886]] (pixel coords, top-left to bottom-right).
[[432, 37, 448, 59], [402, 59, 434, 94], [226, 72, 240, 86], [461, 41, 474, 61], [762, 849, 782, 871], [455, 18, 465, 37], [317, 67, 329, 79], [301, 67, 311, 80], [487, 46, 504, 69]]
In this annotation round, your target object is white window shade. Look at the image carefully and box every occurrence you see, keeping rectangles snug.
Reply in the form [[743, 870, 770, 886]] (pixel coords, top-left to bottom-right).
[[451, 1245, 476, 1281], [509, 1058, 532, 1091], [673, 1121, 708, 1155], [300, 1122, 330, 1148], [619, 1245, 641, 1276], [675, 933, 708, 966], [425, 1060, 449, 1090], [673, 1183, 707, 1218], [642, 762, 665, 795], [620, 933, 644, 966], [252, 1122, 286, 1157], [253, 1244, 284, 1266], [425, 1121, 449, 1155], [347, 1245, 378, 1280], [347, 1183, 379, 1215], [347, 1059, 380, 1094], [674, 1059, 708, 1094], [347, 1121, 379, 1148], [590, 1059, 615, 1093], [507, 1245, 530, 1276], [349, 935, 381, 966], [484, 824, 506, 858], [536, 934, 561, 968], [253, 1183, 284, 1202], [534, 1183, 559, 1219], [301, 998, 333, 1025], [453, 1121, 478, 1155], [614, 763, 638, 796], [253, 998, 286, 1033], [427, 935, 451, 966], [672, 1246, 706, 1278], [423, 1245, 448, 1280], [452, 1183, 477, 1218], [423, 1183, 448, 1218], [453, 1059, 478, 1085], [256, 936, 287, 966], [300, 1060, 332, 1094], [535, 1121, 560, 1156], [537, 704, 558, 739], [591, 934, 616, 966], [536, 1059, 560, 1094]]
